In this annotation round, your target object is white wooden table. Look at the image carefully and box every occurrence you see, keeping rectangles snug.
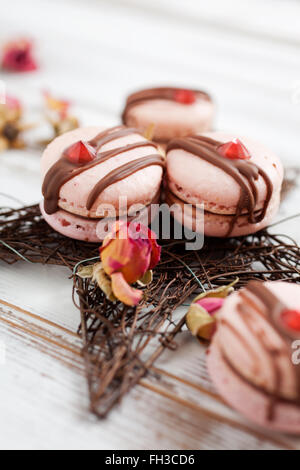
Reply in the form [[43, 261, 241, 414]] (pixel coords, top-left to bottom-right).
[[0, 0, 300, 450]]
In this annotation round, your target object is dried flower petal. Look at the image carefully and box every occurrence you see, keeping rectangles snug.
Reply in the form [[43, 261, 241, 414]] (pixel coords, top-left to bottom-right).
[[186, 304, 216, 340], [42, 91, 79, 144], [2, 123, 19, 142], [76, 223, 161, 306], [77, 264, 94, 279], [53, 116, 79, 137], [186, 279, 238, 341], [193, 279, 238, 303], [0, 94, 32, 152], [92, 263, 116, 302], [0, 137, 8, 152], [137, 270, 153, 287], [111, 272, 142, 306], [2, 39, 38, 72], [77, 262, 116, 302], [147, 229, 162, 270], [5, 96, 21, 111], [44, 91, 70, 118], [195, 297, 224, 314], [0, 95, 22, 122]]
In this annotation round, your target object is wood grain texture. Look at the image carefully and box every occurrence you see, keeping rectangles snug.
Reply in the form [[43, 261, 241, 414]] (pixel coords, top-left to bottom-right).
[[0, 301, 297, 450], [0, 0, 300, 449]]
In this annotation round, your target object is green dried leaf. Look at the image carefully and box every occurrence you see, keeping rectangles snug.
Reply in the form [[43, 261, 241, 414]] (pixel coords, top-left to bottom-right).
[[77, 264, 94, 279], [92, 263, 117, 302], [186, 304, 216, 340], [137, 270, 153, 287], [193, 278, 239, 302]]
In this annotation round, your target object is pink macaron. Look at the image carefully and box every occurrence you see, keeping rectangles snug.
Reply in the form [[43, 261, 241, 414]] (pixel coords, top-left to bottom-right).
[[207, 280, 300, 433], [41, 125, 165, 242], [165, 132, 284, 237], [122, 87, 214, 147]]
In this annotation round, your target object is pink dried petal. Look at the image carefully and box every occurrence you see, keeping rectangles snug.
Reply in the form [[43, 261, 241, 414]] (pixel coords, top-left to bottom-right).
[[147, 227, 161, 269], [111, 272, 143, 306], [5, 95, 21, 110], [2, 39, 38, 72], [195, 297, 224, 315]]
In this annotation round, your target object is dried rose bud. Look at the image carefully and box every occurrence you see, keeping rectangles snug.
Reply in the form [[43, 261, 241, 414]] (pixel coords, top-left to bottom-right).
[[100, 221, 161, 306], [2, 39, 38, 72], [186, 280, 238, 341]]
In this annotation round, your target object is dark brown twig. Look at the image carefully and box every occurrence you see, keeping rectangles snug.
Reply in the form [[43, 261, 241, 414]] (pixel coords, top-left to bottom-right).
[[1, 203, 300, 417]]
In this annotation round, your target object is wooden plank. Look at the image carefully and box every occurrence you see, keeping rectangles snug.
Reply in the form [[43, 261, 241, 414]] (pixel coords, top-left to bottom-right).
[[1, 299, 299, 449], [0, 261, 80, 331], [0, 302, 294, 450]]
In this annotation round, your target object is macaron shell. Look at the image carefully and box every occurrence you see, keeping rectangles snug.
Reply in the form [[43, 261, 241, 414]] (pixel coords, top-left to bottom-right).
[[167, 132, 283, 215], [166, 187, 281, 237], [217, 281, 300, 400], [40, 202, 100, 242], [40, 201, 158, 242], [41, 127, 163, 218], [125, 97, 214, 142], [207, 338, 300, 434]]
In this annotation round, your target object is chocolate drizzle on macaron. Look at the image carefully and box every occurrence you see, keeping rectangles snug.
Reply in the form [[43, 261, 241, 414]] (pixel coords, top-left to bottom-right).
[[42, 125, 165, 215], [167, 135, 273, 236], [122, 87, 211, 125], [221, 281, 300, 421]]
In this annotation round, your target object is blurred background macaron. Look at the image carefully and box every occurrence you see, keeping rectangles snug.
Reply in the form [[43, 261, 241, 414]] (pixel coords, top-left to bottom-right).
[[122, 87, 214, 148]]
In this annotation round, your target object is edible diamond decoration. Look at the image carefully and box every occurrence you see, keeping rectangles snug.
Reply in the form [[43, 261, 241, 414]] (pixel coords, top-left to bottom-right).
[[65, 140, 96, 164], [281, 309, 300, 332], [217, 138, 251, 160], [174, 89, 196, 105]]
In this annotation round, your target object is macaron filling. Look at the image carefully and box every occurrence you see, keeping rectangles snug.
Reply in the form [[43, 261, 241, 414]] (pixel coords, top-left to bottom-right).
[[40, 197, 159, 243]]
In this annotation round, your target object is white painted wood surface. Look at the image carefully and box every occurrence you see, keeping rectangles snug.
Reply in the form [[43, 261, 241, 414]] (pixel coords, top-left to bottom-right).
[[0, 0, 300, 450]]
